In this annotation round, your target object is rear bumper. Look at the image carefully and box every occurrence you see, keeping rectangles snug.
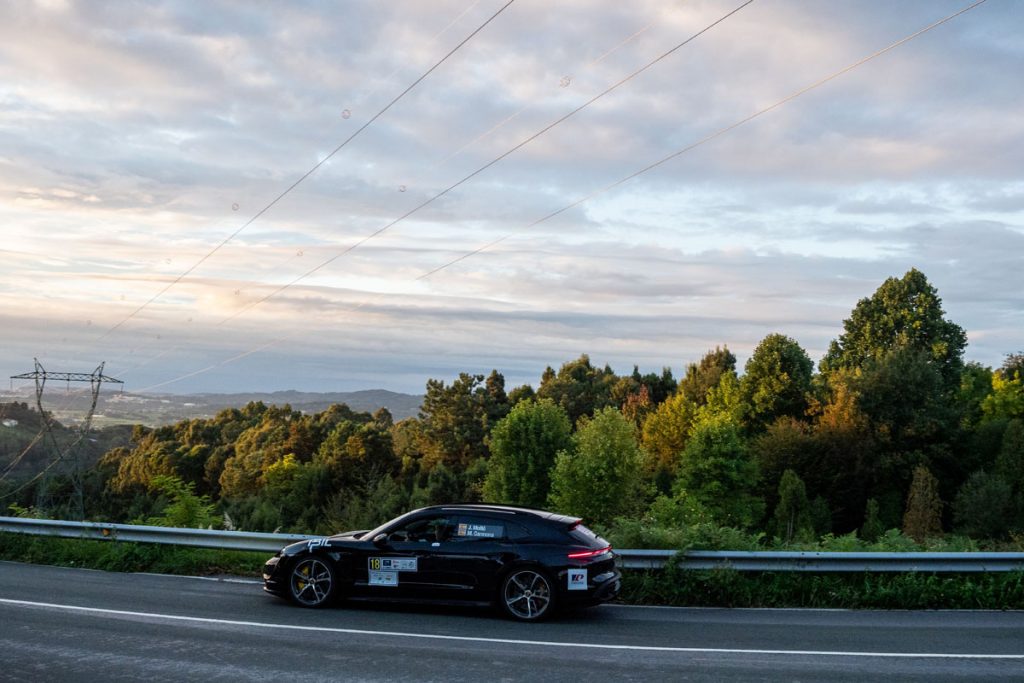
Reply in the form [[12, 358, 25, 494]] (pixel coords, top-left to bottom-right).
[[558, 567, 621, 606]]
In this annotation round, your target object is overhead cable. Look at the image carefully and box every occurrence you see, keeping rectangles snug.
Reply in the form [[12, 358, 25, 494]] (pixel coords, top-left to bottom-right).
[[95, 0, 517, 341]]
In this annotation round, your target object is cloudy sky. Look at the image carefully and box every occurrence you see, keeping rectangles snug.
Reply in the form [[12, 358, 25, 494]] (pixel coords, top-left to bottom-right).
[[1, 0, 1021, 395]]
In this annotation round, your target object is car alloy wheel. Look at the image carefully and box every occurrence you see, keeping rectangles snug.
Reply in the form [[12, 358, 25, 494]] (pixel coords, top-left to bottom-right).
[[289, 557, 335, 607], [502, 569, 553, 621]]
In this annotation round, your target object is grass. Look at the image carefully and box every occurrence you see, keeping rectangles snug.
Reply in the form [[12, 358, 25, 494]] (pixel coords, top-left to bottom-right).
[[0, 532, 265, 577], [621, 565, 1024, 609]]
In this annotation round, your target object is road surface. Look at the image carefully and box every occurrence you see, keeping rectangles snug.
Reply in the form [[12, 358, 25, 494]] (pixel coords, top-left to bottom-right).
[[1, 561, 1022, 681]]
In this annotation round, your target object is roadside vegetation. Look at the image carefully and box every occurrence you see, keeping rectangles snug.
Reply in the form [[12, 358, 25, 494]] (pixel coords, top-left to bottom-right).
[[2, 268, 1024, 608]]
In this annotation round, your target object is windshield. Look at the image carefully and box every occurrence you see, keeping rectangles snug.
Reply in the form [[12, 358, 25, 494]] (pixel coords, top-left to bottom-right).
[[361, 509, 420, 540]]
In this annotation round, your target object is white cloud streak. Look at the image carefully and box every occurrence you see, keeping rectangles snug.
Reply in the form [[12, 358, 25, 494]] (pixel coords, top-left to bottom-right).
[[0, 0, 1020, 393]]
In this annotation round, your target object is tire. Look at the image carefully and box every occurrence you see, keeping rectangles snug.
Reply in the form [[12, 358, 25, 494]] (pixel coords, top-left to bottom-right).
[[288, 556, 336, 608], [499, 567, 556, 621]]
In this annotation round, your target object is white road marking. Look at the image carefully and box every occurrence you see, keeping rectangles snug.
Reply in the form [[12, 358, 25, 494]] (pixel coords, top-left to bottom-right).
[[1, 598, 1022, 660], [132, 572, 262, 585]]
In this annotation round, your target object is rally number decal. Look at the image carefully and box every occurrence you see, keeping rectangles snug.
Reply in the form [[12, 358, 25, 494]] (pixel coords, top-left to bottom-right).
[[369, 557, 418, 572]]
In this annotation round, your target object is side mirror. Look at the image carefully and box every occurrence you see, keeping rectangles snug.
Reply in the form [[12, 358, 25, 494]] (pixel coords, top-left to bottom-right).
[[372, 533, 389, 548]]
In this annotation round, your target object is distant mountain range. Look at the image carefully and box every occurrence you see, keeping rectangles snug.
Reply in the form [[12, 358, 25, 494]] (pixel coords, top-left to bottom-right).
[[0, 388, 423, 428]]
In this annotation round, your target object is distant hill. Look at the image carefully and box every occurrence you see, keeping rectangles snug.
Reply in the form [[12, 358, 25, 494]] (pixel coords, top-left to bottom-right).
[[0, 389, 423, 428]]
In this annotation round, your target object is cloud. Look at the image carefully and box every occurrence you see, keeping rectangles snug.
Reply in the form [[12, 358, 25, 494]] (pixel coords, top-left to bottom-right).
[[0, 0, 1020, 393]]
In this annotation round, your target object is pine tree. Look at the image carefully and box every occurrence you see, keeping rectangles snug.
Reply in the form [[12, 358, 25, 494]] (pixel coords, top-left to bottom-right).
[[902, 465, 943, 542]]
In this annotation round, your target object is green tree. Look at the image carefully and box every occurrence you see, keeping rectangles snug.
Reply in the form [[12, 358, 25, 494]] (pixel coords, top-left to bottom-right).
[[641, 391, 698, 492], [772, 469, 812, 543], [676, 415, 762, 528], [959, 362, 994, 428], [536, 354, 617, 424], [482, 398, 572, 508], [740, 334, 814, 431], [419, 372, 506, 470], [860, 498, 885, 542], [146, 474, 220, 529], [1003, 352, 1024, 379], [953, 471, 1014, 539], [751, 416, 819, 518], [902, 465, 943, 542], [981, 371, 1024, 421], [678, 346, 736, 406], [994, 419, 1024, 529], [820, 268, 967, 390], [548, 407, 646, 527]]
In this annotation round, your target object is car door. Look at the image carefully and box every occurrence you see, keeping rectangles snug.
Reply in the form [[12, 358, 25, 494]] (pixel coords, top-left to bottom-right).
[[359, 514, 457, 599], [430, 515, 515, 599]]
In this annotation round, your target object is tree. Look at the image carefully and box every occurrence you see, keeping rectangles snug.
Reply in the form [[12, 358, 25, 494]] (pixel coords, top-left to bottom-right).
[[620, 385, 653, 427], [419, 372, 503, 470], [1003, 352, 1024, 380], [740, 334, 813, 431], [678, 346, 736, 406], [772, 469, 811, 543], [953, 471, 1014, 539], [675, 415, 762, 528], [853, 347, 959, 456], [959, 362, 994, 429], [482, 399, 572, 508], [145, 474, 219, 529], [820, 268, 967, 391], [536, 354, 617, 424], [994, 419, 1024, 529], [547, 407, 646, 527], [902, 465, 943, 542], [810, 379, 883, 533], [641, 391, 699, 493], [860, 498, 885, 542], [981, 371, 1024, 421]]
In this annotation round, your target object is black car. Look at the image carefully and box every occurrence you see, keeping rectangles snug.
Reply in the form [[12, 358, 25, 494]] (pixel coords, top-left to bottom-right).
[[262, 504, 621, 621]]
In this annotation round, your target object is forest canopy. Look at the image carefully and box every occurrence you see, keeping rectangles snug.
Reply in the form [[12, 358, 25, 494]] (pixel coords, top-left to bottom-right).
[[3, 269, 1022, 547]]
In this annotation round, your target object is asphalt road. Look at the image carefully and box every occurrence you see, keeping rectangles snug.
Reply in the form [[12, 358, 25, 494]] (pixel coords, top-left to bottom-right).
[[1, 561, 1022, 682]]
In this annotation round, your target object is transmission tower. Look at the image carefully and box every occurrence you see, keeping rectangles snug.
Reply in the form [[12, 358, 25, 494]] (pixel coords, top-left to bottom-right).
[[9, 359, 124, 519]]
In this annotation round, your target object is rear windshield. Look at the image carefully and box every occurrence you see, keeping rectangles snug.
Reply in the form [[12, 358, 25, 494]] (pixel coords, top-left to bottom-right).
[[568, 523, 604, 547]]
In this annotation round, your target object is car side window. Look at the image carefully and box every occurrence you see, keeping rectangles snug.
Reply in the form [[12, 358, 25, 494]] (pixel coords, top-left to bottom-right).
[[388, 515, 455, 543], [505, 522, 532, 541]]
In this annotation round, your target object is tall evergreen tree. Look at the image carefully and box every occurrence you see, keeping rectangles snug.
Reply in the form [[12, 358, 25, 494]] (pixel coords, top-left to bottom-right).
[[902, 465, 943, 542]]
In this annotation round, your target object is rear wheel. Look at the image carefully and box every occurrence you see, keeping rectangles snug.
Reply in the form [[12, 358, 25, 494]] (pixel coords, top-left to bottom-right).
[[500, 568, 555, 621], [288, 556, 336, 608]]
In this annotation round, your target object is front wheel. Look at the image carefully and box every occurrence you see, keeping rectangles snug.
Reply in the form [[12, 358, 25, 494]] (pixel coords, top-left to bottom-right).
[[500, 568, 556, 621], [288, 556, 336, 608]]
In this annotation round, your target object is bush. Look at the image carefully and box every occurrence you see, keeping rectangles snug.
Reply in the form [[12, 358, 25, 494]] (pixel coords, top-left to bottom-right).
[[0, 532, 263, 576]]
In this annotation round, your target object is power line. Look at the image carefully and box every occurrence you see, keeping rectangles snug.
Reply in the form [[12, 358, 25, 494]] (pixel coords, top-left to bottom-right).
[[98, 4, 723, 378], [215, 0, 755, 325], [416, 0, 991, 278], [129, 0, 987, 394], [95, 0, 517, 342], [432, 14, 658, 169]]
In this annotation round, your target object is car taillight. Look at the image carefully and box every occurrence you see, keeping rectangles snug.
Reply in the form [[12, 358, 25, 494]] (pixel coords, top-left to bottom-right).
[[567, 546, 611, 560]]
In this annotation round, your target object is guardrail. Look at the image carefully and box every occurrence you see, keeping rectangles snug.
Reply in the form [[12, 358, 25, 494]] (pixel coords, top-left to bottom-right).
[[3, 516, 1024, 572]]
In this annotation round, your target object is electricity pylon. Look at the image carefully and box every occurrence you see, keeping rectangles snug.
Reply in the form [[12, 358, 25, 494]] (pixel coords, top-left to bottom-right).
[[9, 359, 124, 519]]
